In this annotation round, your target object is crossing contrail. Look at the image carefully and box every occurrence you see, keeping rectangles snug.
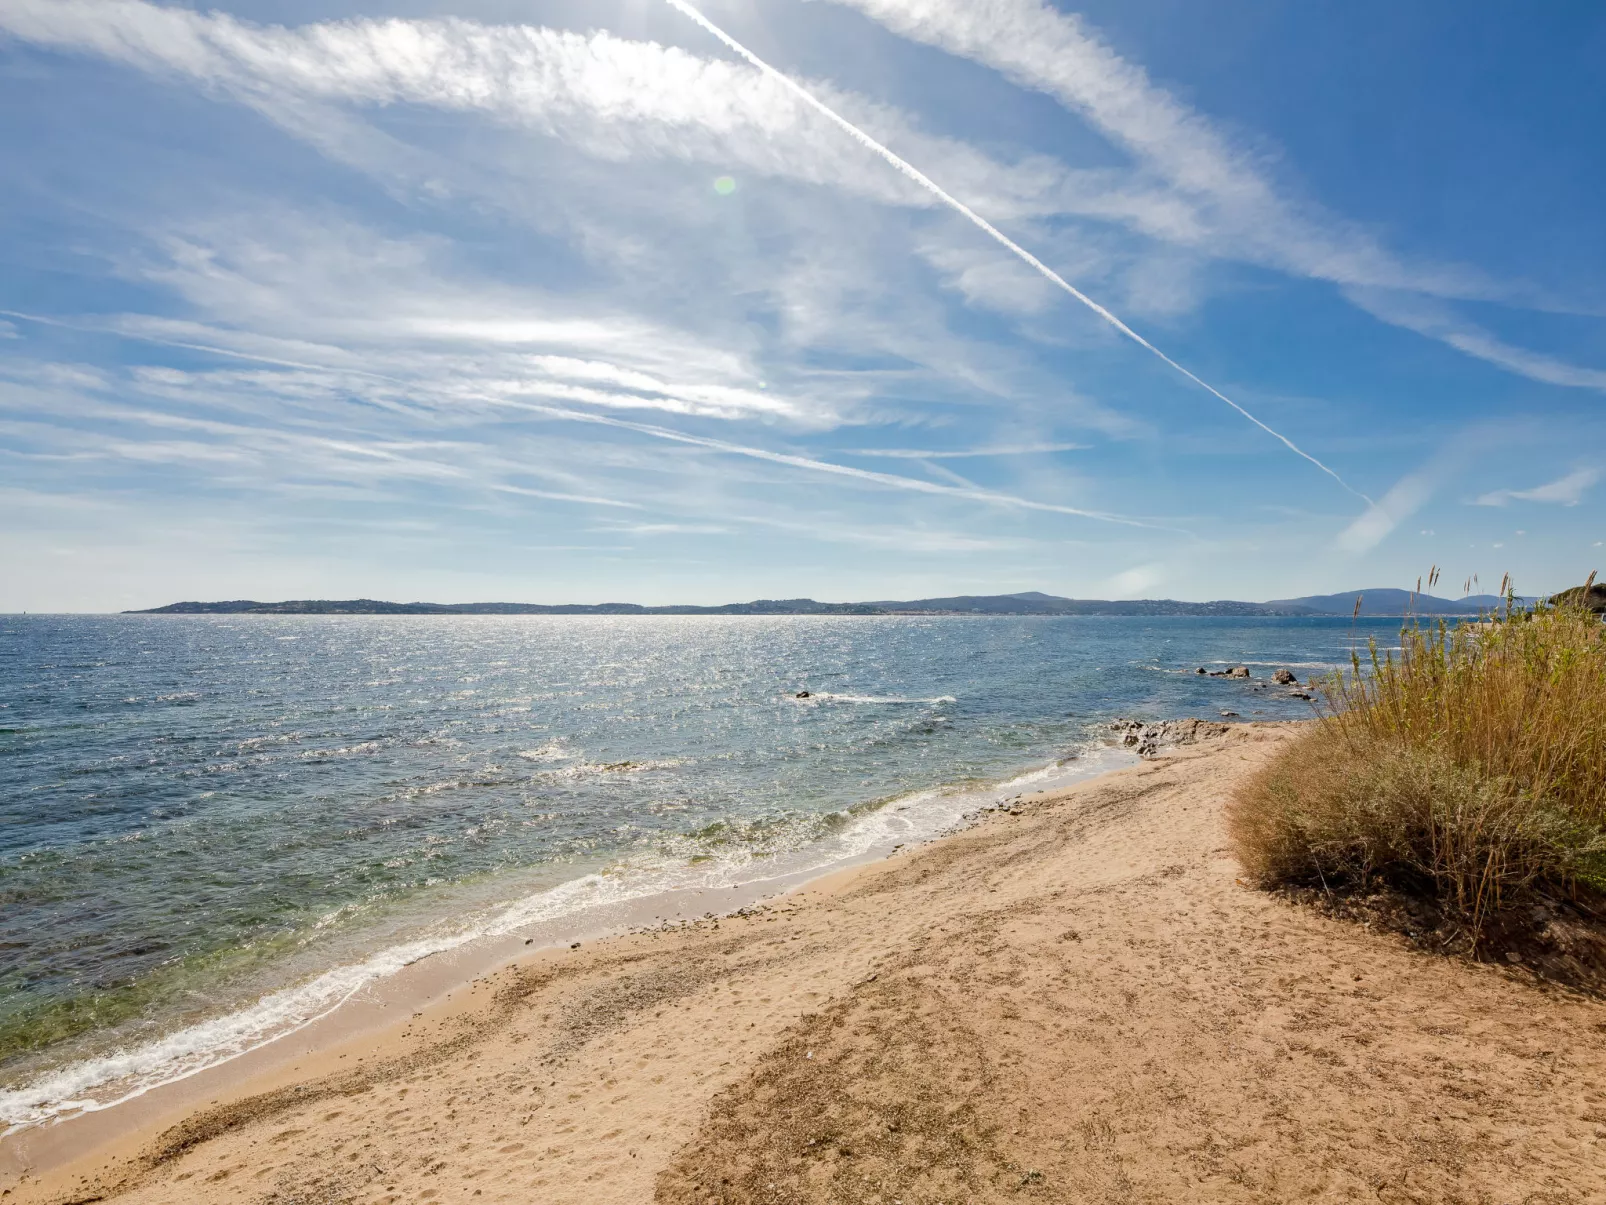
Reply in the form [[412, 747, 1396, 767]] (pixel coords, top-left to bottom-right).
[[1, 308, 1165, 528], [492, 397, 1176, 530], [661, 0, 1372, 504]]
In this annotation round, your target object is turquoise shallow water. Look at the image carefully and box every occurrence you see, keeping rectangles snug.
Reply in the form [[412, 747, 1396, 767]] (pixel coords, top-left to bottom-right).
[[0, 613, 1399, 1124]]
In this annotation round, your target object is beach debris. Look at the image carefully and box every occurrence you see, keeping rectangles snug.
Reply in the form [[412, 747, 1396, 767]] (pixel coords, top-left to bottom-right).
[[1273, 669, 1300, 685]]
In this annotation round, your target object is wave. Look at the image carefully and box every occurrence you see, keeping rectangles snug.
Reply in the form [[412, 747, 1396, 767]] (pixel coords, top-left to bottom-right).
[[1141, 660, 1342, 673], [792, 692, 956, 705], [531, 758, 690, 781], [514, 741, 573, 763]]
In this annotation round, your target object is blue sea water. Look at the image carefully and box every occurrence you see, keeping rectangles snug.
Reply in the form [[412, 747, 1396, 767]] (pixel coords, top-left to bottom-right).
[[0, 613, 1398, 1126]]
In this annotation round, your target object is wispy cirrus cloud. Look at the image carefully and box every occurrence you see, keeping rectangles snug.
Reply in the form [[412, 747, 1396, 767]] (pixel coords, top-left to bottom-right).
[[1475, 468, 1600, 508], [0, 0, 1172, 226], [1, 0, 1598, 609], [827, 0, 1606, 388], [1345, 289, 1606, 392], [822, 0, 1480, 294], [1335, 458, 1455, 556]]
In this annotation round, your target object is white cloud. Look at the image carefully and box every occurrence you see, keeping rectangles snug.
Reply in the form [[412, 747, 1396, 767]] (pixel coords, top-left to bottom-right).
[[916, 236, 1060, 315], [1337, 470, 1436, 554], [1108, 562, 1165, 597], [0, 0, 1164, 227], [1474, 468, 1600, 508]]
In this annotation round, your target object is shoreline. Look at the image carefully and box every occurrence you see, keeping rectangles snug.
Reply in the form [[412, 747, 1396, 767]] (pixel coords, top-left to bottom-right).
[[10, 720, 1603, 1204], [0, 744, 1137, 1188]]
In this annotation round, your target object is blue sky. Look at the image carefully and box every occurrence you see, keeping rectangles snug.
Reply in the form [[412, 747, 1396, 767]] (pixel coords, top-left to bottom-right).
[[1, 0, 1603, 611]]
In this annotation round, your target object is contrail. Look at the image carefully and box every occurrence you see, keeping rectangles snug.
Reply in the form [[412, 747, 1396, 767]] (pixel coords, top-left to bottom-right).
[[492, 397, 1176, 530], [660, 0, 1372, 504]]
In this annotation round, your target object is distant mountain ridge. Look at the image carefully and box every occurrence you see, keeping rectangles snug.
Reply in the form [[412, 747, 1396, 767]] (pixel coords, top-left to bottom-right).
[[132, 598, 883, 616], [129, 589, 1529, 617], [1264, 589, 1538, 617]]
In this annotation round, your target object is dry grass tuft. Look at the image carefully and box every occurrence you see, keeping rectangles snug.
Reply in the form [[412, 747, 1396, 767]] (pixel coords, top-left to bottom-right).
[[1228, 596, 1606, 946]]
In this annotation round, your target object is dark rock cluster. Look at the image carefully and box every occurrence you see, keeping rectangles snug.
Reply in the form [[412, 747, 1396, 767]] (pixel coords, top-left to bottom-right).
[[1107, 718, 1234, 759]]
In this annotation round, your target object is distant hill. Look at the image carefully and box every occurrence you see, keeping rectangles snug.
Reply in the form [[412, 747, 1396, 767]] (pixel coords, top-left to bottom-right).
[[131, 592, 1313, 617], [1263, 589, 1537, 617], [863, 592, 1314, 616], [132, 598, 883, 616], [129, 588, 1554, 619]]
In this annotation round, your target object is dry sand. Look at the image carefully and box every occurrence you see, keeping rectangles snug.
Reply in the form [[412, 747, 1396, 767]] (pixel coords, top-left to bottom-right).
[[7, 722, 1606, 1204]]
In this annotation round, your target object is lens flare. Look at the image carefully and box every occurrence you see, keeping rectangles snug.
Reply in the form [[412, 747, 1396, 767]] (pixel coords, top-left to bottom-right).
[[713, 175, 737, 195]]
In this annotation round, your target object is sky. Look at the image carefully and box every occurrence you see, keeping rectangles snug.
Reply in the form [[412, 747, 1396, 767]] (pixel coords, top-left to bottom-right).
[[1, 0, 1603, 611]]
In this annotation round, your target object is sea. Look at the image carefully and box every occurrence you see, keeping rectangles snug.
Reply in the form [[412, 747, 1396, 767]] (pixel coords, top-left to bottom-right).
[[0, 612, 1401, 1131]]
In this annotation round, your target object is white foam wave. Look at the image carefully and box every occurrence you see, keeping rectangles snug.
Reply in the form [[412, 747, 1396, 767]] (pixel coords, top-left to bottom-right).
[[1193, 660, 1341, 669], [515, 741, 574, 763], [301, 741, 381, 759], [793, 692, 956, 705], [531, 758, 688, 780]]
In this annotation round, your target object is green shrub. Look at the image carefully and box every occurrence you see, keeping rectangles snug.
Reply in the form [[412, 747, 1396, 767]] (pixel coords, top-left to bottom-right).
[[1228, 598, 1606, 940]]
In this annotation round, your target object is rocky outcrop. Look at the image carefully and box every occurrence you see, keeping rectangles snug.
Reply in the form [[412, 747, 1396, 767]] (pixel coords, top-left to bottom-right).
[[1273, 669, 1299, 685], [1108, 718, 1234, 759], [1550, 583, 1606, 615]]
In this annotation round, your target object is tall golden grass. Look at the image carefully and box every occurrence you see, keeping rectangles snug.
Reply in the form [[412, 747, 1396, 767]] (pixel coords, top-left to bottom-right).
[[1229, 588, 1606, 941]]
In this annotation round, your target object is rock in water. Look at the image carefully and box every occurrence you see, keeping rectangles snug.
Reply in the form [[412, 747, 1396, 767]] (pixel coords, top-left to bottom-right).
[[1273, 669, 1298, 685]]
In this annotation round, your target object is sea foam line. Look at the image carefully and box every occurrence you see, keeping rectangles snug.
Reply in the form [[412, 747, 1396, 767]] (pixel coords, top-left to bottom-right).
[[0, 743, 1129, 1134]]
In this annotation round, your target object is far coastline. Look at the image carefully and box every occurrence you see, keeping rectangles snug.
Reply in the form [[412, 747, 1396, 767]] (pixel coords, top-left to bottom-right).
[[123, 586, 1536, 618]]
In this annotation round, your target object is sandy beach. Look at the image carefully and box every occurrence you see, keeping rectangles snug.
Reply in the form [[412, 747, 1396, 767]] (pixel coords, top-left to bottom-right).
[[6, 721, 1605, 1204]]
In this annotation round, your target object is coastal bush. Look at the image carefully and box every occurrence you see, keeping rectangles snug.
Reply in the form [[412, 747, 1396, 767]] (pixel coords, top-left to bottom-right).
[[1228, 598, 1606, 943]]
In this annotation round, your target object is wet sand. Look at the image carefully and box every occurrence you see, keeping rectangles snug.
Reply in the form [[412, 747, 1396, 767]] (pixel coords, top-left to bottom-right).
[[6, 722, 1606, 1203]]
